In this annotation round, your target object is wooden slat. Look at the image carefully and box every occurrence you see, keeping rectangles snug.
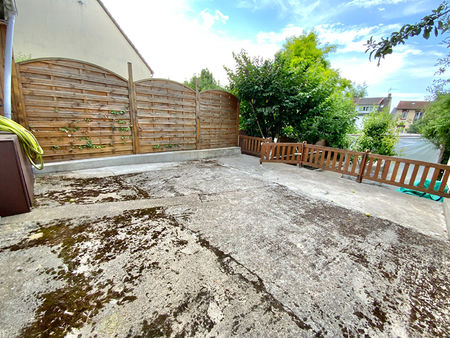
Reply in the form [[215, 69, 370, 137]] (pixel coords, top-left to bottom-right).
[[419, 166, 429, 187], [439, 170, 449, 193], [428, 168, 441, 192], [381, 160, 391, 180], [391, 161, 400, 182], [408, 164, 419, 185]]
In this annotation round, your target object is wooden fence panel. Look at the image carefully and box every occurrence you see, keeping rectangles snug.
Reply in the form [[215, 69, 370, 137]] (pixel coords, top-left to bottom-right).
[[239, 135, 272, 156], [260, 142, 302, 164], [199, 90, 239, 149], [16, 59, 240, 162], [302, 144, 365, 177], [18, 58, 132, 162], [363, 154, 450, 198], [134, 79, 196, 153]]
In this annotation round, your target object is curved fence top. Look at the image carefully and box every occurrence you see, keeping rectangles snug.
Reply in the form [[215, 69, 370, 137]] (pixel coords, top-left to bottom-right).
[[17, 57, 128, 82]]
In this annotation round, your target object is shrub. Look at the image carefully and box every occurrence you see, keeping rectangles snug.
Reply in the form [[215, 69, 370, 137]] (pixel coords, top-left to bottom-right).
[[356, 109, 399, 156]]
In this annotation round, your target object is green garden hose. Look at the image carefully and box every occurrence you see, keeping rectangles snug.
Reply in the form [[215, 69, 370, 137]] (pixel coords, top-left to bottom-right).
[[0, 116, 44, 170]]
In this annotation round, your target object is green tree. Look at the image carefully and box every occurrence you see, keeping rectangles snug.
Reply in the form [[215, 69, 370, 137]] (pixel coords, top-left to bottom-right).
[[356, 109, 399, 156], [226, 32, 357, 148], [184, 68, 222, 91], [419, 93, 450, 163], [406, 119, 424, 133], [348, 82, 368, 98]]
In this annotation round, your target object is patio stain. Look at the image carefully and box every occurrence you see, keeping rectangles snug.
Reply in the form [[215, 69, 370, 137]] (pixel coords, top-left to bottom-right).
[[2, 207, 172, 337], [33, 174, 150, 207]]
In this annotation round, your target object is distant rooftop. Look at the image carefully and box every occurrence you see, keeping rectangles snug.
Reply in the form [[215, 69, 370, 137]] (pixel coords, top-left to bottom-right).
[[354, 95, 392, 111], [396, 101, 429, 110]]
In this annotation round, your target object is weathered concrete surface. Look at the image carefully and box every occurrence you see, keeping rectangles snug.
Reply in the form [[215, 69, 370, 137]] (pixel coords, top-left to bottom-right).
[[0, 157, 449, 337], [219, 155, 447, 239]]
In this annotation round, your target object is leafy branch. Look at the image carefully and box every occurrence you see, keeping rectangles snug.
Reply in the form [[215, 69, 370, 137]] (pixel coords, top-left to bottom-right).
[[366, 1, 449, 65]]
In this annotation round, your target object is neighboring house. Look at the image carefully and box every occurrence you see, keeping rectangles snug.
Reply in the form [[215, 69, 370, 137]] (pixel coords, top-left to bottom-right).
[[392, 101, 429, 133], [354, 94, 392, 129], [13, 0, 153, 80]]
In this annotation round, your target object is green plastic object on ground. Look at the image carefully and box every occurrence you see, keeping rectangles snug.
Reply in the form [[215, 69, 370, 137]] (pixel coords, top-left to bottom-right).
[[397, 179, 447, 202]]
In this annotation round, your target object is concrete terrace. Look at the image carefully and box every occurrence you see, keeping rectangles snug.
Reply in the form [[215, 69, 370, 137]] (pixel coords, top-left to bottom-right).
[[0, 153, 448, 337]]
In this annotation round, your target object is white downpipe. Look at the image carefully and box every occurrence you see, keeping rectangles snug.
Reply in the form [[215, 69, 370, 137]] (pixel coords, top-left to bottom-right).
[[3, 13, 16, 119]]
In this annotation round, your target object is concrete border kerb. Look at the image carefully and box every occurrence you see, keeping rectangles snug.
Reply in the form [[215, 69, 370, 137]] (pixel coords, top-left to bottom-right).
[[35, 147, 241, 174]]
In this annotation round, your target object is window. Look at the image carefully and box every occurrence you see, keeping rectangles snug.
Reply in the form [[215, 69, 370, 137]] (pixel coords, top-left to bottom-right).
[[415, 111, 423, 120], [360, 106, 370, 112], [401, 110, 408, 119]]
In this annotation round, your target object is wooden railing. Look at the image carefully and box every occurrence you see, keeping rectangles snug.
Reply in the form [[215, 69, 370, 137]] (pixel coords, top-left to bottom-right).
[[260, 142, 450, 198], [362, 153, 450, 197], [239, 135, 272, 156]]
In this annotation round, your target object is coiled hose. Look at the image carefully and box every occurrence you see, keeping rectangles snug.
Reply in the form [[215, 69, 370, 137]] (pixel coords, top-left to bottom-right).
[[0, 116, 44, 170]]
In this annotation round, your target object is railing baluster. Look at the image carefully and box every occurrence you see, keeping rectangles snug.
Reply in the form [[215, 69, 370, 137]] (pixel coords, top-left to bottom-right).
[[381, 160, 390, 180], [391, 161, 400, 182], [419, 166, 430, 187], [439, 170, 449, 192], [429, 167, 440, 192], [329, 151, 335, 170], [344, 153, 351, 173], [399, 163, 410, 184], [408, 164, 419, 185], [374, 158, 383, 179], [325, 150, 332, 168]]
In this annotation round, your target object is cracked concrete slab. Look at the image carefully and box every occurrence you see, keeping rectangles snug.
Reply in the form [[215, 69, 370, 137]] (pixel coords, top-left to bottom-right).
[[0, 156, 448, 337]]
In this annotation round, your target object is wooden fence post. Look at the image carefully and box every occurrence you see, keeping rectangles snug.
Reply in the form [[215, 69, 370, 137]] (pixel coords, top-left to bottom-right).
[[260, 142, 265, 164], [11, 58, 28, 128], [357, 149, 370, 183], [299, 141, 307, 167], [195, 78, 200, 149], [236, 102, 240, 147], [127, 62, 140, 154]]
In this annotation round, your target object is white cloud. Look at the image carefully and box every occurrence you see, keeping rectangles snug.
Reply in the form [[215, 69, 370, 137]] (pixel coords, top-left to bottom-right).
[[237, 0, 335, 26], [198, 9, 229, 29], [346, 0, 407, 8], [101, 0, 279, 84]]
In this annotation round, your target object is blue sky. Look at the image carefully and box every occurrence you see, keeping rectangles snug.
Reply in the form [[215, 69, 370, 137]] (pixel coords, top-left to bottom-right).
[[103, 0, 447, 110]]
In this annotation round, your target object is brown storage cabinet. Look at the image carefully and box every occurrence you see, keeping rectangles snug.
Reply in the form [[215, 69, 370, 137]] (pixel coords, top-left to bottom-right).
[[0, 131, 34, 217]]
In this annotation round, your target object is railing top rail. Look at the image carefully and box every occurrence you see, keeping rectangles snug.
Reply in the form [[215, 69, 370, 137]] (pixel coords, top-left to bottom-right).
[[303, 143, 366, 156], [263, 142, 303, 147]]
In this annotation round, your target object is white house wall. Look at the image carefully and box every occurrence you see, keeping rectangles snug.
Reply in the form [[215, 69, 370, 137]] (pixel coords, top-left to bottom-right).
[[13, 0, 152, 80]]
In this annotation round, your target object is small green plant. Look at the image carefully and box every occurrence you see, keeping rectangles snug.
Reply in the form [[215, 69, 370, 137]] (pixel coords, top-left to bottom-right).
[[166, 144, 180, 149], [84, 118, 92, 122], [153, 144, 161, 149], [51, 145, 60, 150], [59, 126, 80, 134], [119, 127, 130, 132], [76, 137, 106, 149], [118, 120, 127, 124], [110, 110, 126, 116]]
